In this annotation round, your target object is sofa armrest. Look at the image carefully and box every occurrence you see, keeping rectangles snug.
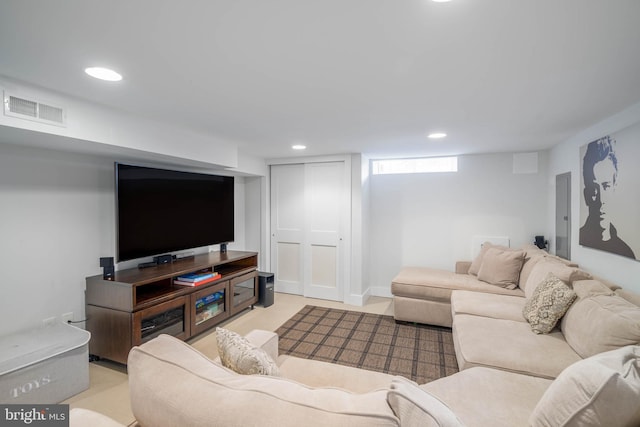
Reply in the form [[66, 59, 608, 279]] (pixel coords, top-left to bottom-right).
[[245, 329, 279, 361], [455, 261, 472, 274]]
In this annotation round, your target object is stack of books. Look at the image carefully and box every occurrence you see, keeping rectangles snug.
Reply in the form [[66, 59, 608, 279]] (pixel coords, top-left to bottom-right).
[[173, 271, 221, 287]]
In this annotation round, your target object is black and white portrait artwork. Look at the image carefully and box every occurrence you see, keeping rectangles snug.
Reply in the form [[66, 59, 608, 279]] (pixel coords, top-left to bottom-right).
[[579, 123, 640, 261]]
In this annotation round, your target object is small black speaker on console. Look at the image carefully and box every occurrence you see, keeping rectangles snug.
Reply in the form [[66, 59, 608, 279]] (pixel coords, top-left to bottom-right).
[[100, 257, 115, 280], [153, 254, 174, 265], [220, 243, 227, 253]]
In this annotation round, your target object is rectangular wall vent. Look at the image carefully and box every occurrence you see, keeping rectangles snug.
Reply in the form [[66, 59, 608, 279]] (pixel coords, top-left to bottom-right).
[[3, 92, 66, 127]]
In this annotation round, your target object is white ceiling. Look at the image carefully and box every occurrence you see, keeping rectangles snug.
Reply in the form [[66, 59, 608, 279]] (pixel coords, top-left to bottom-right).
[[1, 0, 640, 160]]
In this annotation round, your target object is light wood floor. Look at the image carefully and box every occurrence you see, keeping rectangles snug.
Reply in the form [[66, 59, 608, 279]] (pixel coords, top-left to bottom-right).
[[63, 293, 393, 425]]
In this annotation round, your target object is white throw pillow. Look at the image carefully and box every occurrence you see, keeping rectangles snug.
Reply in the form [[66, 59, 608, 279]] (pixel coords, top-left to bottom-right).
[[529, 345, 640, 427], [216, 327, 280, 376], [387, 376, 465, 427]]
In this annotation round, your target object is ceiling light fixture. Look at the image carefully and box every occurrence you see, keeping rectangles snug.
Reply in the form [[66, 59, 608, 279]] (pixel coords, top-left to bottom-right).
[[427, 132, 447, 139], [292, 144, 307, 150], [85, 67, 123, 82]]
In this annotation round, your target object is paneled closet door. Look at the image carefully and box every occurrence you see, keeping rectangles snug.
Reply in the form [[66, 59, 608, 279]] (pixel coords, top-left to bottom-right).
[[270, 164, 305, 296], [303, 161, 346, 301], [270, 161, 348, 302]]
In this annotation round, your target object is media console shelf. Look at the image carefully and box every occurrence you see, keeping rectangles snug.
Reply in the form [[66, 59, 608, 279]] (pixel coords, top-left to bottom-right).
[[85, 250, 258, 364]]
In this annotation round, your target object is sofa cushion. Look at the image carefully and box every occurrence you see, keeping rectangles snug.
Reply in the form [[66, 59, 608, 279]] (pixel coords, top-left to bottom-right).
[[477, 248, 525, 289], [517, 253, 545, 290], [216, 327, 280, 376], [278, 354, 395, 393], [422, 367, 552, 427], [450, 290, 527, 322], [523, 259, 591, 299], [616, 288, 640, 307], [129, 334, 400, 427], [561, 281, 640, 358], [453, 314, 581, 379], [387, 376, 464, 427], [573, 279, 615, 298], [468, 242, 510, 276], [392, 267, 524, 302], [529, 345, 640, 427], [522, 273, 577, 334]]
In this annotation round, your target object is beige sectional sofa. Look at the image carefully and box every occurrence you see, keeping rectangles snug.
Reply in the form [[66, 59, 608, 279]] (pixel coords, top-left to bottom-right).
[[122, 329, 640, 427], [391, 244, 582, 327], [77, 243, 640, 426]]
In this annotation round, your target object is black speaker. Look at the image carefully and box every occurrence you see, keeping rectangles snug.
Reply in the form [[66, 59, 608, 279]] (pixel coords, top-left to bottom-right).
[[220, 243, 227, 253], [100, 257, 115, 280], [258, 272, 274, 307], [153, 254, 174, 265], [534, 236, 548, 250]]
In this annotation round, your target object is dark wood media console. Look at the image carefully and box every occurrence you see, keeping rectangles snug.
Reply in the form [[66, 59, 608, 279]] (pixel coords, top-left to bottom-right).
[[85, 250, 258, 364]]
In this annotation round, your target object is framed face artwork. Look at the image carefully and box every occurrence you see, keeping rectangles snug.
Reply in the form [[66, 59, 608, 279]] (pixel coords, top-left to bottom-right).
[[579, 122, 640, 261]]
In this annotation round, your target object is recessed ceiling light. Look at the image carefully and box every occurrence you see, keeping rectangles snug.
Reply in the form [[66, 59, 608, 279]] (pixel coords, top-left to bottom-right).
[[292, 144, 307, 150], [85, 67, 123, 82], [427, 132, 447, 139]]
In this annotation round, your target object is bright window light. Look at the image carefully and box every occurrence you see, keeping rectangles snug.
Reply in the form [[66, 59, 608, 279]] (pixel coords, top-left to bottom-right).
[[372, 156, 458, 175]]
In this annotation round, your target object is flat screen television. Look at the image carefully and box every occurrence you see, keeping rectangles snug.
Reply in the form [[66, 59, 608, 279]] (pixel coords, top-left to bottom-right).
[[115, 163, 234, 262]]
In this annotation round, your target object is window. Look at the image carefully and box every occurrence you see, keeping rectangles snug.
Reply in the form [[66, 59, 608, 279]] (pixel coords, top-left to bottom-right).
[[371, 156, 458, 175]]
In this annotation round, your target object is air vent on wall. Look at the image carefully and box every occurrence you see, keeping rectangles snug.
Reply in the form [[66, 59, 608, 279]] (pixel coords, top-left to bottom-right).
[[3, 91, 66, 127]]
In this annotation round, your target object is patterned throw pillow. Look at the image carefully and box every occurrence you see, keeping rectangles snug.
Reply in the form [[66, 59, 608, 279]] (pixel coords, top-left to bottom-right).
[[523, 273, 577, 334], [216, 327, 280, 376]]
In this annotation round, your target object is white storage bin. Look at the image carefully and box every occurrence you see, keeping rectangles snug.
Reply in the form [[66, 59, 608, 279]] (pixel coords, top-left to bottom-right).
[[0, 323, 90, 404]]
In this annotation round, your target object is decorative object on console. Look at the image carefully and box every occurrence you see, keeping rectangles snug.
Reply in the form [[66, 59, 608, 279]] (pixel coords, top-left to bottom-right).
[[215, 327, 280, 376]]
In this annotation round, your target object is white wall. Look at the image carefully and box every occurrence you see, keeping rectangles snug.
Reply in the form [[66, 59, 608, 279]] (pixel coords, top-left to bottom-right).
[[0, 144, 113, 336], [368, 152, 549, 296], [0, 142, 258, 336], [548, 101, 640, 292]]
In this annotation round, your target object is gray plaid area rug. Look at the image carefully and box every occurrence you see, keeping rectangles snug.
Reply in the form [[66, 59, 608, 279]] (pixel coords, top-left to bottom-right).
[[275, 305, 458, 384]]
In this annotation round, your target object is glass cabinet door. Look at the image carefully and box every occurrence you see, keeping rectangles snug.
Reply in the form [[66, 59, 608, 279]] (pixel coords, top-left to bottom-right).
[[133, 296, 190, 345], [230, 271, 258, 315], [190, 281, 230, 336]]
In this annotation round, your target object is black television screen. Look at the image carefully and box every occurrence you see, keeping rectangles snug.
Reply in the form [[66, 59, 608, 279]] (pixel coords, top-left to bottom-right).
[[116, 163, 234, 262]]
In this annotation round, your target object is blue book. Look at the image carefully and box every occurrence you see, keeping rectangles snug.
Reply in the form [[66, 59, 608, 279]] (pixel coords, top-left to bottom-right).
[[177, 272, 215, 282]]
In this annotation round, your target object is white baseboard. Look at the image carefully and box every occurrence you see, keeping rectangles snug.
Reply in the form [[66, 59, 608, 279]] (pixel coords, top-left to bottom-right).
[[369, 286, 393, 298], [343, 287, 371, 306]]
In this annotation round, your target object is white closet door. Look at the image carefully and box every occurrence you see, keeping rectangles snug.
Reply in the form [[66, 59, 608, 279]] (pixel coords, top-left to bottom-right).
[[270, 164, 305, 295], [303, 161, 345, 301], [270, 161, 348, 302]]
